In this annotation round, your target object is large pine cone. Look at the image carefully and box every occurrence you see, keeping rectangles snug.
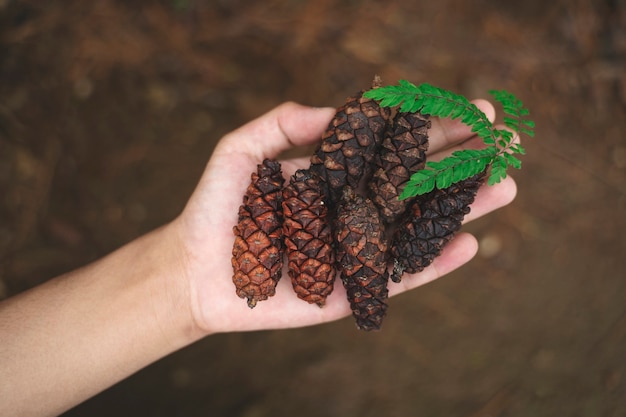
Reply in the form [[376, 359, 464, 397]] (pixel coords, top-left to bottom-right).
[[368, 111, 430, 223], [231, 159, 285, 308], [335, 187, 389, 331], [310, 90, 391, 205], [390, 173, 485, 283], [282, 169, 336, 306]]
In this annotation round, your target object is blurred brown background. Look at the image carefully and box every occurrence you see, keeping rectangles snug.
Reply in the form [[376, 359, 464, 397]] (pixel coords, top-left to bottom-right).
[[1, 0, 625, 416]]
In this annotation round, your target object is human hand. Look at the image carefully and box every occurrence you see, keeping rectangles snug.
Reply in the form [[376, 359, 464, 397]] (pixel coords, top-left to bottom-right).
[[174, 100, 517, 335], [0, 99, 518, 417]]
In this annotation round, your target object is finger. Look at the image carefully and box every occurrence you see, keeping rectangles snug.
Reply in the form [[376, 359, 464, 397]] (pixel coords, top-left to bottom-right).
[[278, 155, 315, 181], [463, 176, 517, 223], [429, 123, 521, 162], [388, 232, 479, 297], [253, 232, 481, 329], [215, 102, 335, 161], [426, 118, 520, 224], [426, 99, 495, 154], [280, 155, 517, 223]]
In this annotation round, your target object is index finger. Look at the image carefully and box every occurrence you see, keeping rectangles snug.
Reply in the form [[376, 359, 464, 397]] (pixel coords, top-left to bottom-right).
[[426, 98, 495, 154]]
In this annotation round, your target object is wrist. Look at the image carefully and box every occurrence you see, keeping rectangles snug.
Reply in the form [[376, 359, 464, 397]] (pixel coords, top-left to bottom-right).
[[141, 221, 208, 347], [0, 222, 205, 417]]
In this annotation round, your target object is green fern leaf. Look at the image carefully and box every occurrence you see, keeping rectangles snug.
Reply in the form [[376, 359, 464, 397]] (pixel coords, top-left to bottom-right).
[[365, 80, 534, 194], [503, 116, 520, 131], [521, 127, 535, 137], [489, 89, 534, 138], [436, 166, 454, 189], [450, 104, 466, 119], [400, 148, 496, 198], [509, 143, 526, 155], [503, 153, 522, 169], [399, 79, 417, 89], [400, 171, 436, 199], [488, 155, 508, 185]]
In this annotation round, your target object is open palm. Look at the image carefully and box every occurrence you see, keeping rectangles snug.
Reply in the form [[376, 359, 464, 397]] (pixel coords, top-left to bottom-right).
[[175, 101, 517, 335]]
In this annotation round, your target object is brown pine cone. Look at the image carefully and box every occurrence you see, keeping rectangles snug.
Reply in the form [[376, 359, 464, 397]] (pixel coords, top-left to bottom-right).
[[310, 88, 391, 205], [282, 169, 336, 306], [335, 187, 389, 331], [390, 173, 485, 283], [231, 159, 285, 308], [368, 111, 430, 223]]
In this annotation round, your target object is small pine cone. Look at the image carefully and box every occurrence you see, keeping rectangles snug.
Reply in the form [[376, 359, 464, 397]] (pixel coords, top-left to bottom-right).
[[369, 111, 430, 223], [282, 169, 336, 306], [310, 89, 391, 205], [231, 159, 285, 308], [335, 187, 389, 331], [390, 173, 486, 283]]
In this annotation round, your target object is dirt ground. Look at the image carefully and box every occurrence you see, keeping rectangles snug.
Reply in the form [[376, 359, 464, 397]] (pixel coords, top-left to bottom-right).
[[1, 0, 625, 416]]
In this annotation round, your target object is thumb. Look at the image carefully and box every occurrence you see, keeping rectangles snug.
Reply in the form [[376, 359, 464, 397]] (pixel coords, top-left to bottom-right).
[[182, 102, 335, 232], [214, 101, 335, 162]]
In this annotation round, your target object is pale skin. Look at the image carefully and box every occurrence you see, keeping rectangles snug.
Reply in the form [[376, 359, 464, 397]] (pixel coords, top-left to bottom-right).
[[0, 99, 517, 417]]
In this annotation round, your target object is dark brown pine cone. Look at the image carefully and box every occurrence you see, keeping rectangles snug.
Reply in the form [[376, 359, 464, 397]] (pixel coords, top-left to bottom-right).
[[231, 159, 285, 308], [310, 88, 391, 206], [335, 187, 389, 331], [368, 111, 430, 223], [390, 173, 486, 283], [282, 169, 336, 307]]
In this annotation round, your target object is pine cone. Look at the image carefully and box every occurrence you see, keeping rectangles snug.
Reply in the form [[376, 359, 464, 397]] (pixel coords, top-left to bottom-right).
[[231, 159, 285, 308], [335, 187, 389, 331], [282, 169, 336, 306], [368, 111, 430, 223], [390, 173, 485, 283], [310, 89, 391, 205]]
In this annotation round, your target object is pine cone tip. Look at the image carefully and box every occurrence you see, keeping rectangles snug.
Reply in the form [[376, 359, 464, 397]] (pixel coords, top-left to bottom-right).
[[391, 259, 404, 283]]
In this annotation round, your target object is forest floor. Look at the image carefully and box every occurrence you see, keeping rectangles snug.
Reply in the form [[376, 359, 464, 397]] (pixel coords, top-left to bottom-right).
[[1, 1, 625, 416]]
